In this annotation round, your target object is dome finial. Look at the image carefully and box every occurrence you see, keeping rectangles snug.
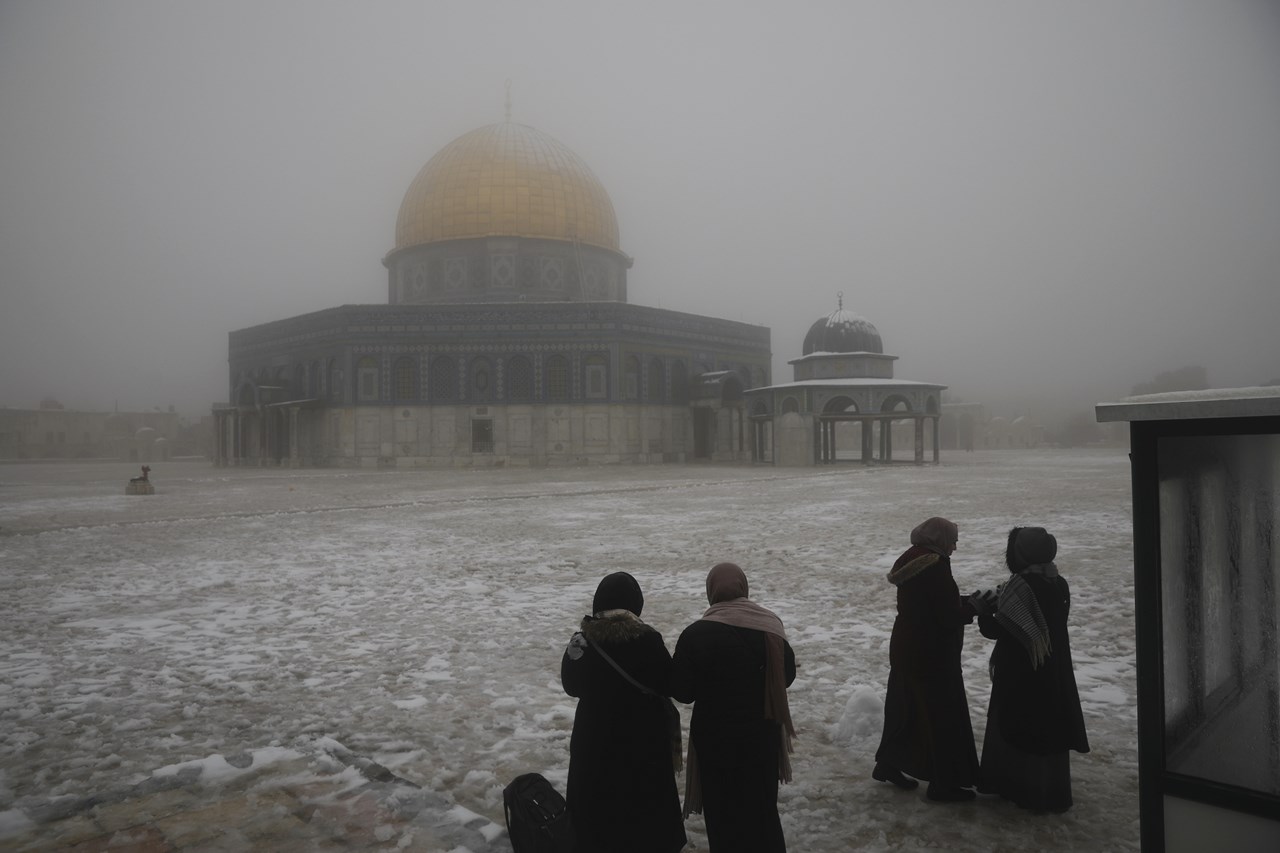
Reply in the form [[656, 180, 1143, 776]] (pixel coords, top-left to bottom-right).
[[837, 290, 844, 311], [504, 79, 512, 122]]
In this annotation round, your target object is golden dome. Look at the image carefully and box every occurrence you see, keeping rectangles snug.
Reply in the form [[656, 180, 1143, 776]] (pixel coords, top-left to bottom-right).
[[393, 122, 621, 254]]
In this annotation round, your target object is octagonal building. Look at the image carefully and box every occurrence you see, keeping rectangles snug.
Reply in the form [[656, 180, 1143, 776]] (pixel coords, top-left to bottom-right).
[[213, 119, 771, 466]]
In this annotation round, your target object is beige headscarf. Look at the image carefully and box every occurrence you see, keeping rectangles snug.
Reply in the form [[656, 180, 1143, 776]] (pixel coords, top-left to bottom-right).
[[684, 563, 796, 817], [910, 516, 958, 556]]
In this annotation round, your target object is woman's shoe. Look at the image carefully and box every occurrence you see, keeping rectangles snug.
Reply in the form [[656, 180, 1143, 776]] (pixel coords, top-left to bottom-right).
[[872, 763, 919, 790], [926, 784, 976, 802]]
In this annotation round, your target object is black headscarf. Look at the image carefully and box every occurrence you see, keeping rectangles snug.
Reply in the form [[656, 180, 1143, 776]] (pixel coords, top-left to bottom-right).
[[591, 571, 644, 616], [1007, 526, 1058, 572]]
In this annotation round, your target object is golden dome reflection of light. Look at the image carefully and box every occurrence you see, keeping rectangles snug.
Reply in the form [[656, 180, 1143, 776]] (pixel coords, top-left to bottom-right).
[[393, 122, 621, 254]]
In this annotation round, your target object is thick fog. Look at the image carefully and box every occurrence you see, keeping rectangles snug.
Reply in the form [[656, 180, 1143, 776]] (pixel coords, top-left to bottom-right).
[[1, 0, 1278, 419]]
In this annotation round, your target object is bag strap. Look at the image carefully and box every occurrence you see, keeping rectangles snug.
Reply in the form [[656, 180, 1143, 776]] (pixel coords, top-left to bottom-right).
[[578, 631, 660, 698]]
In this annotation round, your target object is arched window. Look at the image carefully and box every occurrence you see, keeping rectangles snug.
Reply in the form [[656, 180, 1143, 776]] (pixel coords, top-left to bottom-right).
[[507, 355, 534, 401], [310, 361, 321, 398], [584, 354, 608, 400], [671, 361, 689, 405], [393, 357, 417, 401], [782, 396, 800, 415], [294, 364, 306, 395], [356, 356, 379, 402], [647, 358, 665, 403], [624, 356, 641, 401], [471, 357, 493, 402], [328, 359, 341, 402], [429, 356, 458, 402], [545, 355, 570, 402]]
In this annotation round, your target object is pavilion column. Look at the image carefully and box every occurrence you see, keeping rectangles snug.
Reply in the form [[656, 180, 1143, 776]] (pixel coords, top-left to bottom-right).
[[861, 418, 873, 464], [257, 412, 267, 466], [639, 403, 649, 461], [212, 412, 224, 466], [289, 407, 300, 468], [932, 416, 941, 463], [223, 411, 234, 466], [914, 417, 925, 464]]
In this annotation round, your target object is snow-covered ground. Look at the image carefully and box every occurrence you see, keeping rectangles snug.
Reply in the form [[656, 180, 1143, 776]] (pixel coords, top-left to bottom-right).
[[0, 451, 1139, 851]]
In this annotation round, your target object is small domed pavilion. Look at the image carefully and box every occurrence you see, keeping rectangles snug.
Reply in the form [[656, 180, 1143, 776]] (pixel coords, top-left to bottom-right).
[[744, 295, 946, 465]]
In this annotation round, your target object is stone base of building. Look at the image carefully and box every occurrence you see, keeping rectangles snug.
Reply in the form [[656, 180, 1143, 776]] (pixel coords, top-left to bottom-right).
[[214, 403, 746, 468]]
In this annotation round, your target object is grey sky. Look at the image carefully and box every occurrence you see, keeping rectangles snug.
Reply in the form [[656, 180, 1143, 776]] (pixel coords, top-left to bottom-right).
[[2, 0, 1278, 419]]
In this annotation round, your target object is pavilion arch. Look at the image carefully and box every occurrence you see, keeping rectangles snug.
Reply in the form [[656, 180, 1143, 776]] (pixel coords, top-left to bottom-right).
[[781, 396, 801, 415], [881, 395, 912, 414], [750, 398, 774, 463], [823, 395, 860, 415], [816, 394, 869, 464], [925, 395, 940, 414]]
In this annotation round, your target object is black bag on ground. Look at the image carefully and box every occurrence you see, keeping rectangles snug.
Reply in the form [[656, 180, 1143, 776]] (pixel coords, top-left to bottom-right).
[[503, 772, 575, 853]]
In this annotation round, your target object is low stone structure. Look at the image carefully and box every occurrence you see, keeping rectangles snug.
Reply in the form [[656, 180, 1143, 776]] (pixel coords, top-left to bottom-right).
[[125, 466, 154, 495]]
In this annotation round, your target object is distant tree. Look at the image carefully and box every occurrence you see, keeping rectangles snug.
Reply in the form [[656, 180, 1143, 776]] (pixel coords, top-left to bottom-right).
[[1130, 366, 1208, 397]]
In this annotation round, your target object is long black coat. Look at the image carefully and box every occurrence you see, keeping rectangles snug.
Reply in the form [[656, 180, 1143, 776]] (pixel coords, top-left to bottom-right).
[[671, 621, 796, 853], [875, 545, 979, 788], [561, 612, 686, 853], [978, 573, 1090, 756]]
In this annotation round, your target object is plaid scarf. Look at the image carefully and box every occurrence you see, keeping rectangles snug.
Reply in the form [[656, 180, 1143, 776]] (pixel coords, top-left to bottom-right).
[[993, 563, 1057, 670]]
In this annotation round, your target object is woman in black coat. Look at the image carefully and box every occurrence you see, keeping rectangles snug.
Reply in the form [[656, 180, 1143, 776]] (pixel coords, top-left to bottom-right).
[[873, 516, 983, 801], [561, 572, 687, 853], [977, 526, 1090, 812], [671, 563, 797, 853]]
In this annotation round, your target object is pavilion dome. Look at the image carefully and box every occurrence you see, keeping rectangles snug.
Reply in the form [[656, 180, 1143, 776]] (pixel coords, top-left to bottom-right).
[[802, 305, 884, 355], [393, 122, 621, 255]]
